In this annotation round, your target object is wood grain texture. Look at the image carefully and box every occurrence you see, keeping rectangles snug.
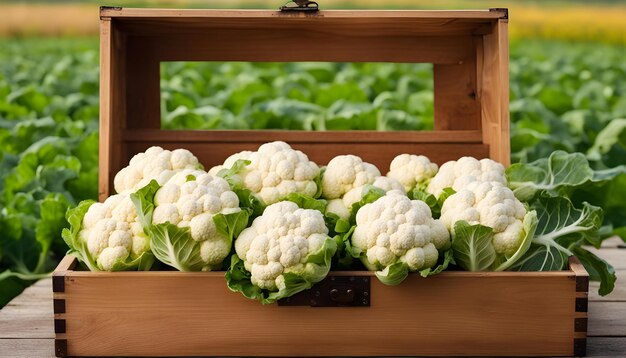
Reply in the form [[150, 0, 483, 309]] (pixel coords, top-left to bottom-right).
[[121, 129, 484, 143], [4, 241, 625, 358], [48, 255, 579, 357], [98, 19, 112, 203], [0, 280, 53, 340], [479, 19, 510, 166], [125, 33, 475, 64], [589, 302, 626, 337], [0, 339, 55, 358], [433, 57, 480, 130], [101, 8, 507, 20], [586, 337, 626, 358]]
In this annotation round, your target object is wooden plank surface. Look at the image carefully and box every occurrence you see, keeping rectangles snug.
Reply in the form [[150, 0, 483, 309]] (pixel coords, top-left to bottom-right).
[[1, 244, 624, 357], [101, 8, 507, 20]]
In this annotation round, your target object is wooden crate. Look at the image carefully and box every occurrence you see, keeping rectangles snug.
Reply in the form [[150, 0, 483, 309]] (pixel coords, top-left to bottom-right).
[[51, 7, 590, 357]]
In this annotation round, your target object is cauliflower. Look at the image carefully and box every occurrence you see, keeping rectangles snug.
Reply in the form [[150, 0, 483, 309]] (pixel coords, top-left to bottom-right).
[[440, 181, 538, 271], [209, 141, 320, 206], [351, 191, 451, 285], [327, 175, 405, 220], [133, 171, 249, 271], [114, 146, 203, 194], [426, 157, 506, 197], [321, 155, 380, 199], [227, 201, 337, 304], [387, 154, 439, 192], [322, 155, 399, 220], [62, 195, 155, 271]]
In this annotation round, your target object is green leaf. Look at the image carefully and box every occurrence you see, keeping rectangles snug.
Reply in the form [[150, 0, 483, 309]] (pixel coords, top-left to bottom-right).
[[507, 151, 625, 202], [408, 188, 454, 219], [61, 200, 98, 271], [419, 249, 454, 277], [213, 209, 251, 245], [451, 221, 496, 272], [511, 197, 604, 272], [283, 193, 327, 212], [130, 180, 160, 231], [572, 246, 616, 296], [533, 197, 604, 249], [587, 118, 626, 161], [507, 151, 594, 201], [375, 262, 409, 286], [148, 223, 206, 272]]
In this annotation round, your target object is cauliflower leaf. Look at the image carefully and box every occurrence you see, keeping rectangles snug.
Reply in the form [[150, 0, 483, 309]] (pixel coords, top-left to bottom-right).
[[451, 210, 538, 272], [510, 196, 615, 296]]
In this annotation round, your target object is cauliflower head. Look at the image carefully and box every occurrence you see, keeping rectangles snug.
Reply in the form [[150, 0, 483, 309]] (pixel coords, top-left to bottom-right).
[[426, 157, 506, 197], [114, 146, 202, 194], [210, 141, 320, 206], [351, 191, 451, 285], [228, 201, 337, 303], [321, 155, 381, 199], [327, 176, 405, 221], [62, 195, 154, 271], [137, 171, 246, 271], [440, 181, 526, 255], [387, 154, 439, 192]]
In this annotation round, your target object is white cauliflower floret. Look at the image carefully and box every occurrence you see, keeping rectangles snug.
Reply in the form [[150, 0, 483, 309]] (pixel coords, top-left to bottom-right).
[[234, 201, 332, 291], [79, 194, 151, 271], [151, 172, 241, 269], [351, 191, 450, 273], [327, 175, 405, 220], [426, 157, 506, 197], [210, 142, 319, 205], [322, 156, 398, 220], [114, 146, 202, 194], [322, 155, 381, 199], [440, 181, 527, 255], [387, 154, 439, 192]]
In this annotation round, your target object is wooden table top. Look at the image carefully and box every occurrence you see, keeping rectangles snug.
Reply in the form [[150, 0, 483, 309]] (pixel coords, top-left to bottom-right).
[[1, 238, 625, 358]]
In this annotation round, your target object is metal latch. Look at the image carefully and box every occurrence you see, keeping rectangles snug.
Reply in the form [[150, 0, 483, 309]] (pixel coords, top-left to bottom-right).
[[278, 276, 370, 307], [280, 0, 320, 12]]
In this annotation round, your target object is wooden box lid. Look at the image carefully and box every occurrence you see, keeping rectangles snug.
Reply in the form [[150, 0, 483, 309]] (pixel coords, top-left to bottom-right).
[[98, 7, 509, 200]]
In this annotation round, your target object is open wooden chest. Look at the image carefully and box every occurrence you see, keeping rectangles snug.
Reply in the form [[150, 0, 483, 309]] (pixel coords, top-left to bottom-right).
[[52, 7, 589, 357]]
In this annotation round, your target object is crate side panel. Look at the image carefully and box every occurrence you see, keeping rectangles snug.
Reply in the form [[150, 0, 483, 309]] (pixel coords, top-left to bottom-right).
[[124, 142, 490, 170], [434, 56, 480, 130], [114, 15, 498, 38], [480, 19, 510, 165], [127, 33, 475, 64], [63, 273, 576, 357]]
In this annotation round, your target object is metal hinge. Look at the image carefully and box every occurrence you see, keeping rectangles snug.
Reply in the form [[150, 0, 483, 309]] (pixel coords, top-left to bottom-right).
[[280, 0, 319, 12], [278, 276, 370, 307]]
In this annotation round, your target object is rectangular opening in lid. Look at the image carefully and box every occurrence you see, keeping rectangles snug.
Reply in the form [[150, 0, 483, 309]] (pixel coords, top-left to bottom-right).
[[159, 61, 434, 132]]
